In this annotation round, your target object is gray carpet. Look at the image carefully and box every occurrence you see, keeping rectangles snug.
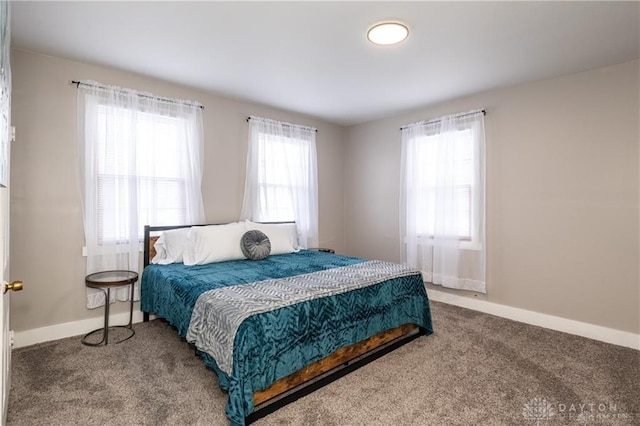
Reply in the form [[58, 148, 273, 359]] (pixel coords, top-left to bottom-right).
[[7, 301, 639, 425]]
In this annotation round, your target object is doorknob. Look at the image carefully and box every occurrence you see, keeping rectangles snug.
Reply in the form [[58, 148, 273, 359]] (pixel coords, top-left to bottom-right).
[[4, 281, 23, 294]]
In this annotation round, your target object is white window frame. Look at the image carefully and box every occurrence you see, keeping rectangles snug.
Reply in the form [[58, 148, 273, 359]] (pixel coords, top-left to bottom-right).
[[241, 116, 318, 248], [94, 105, 191, 245], [255, 132, 311, 223], [412, 127, 479, 244]]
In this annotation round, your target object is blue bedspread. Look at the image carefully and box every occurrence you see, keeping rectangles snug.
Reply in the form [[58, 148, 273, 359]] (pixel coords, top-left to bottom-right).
[[141, 250, 433, 425]]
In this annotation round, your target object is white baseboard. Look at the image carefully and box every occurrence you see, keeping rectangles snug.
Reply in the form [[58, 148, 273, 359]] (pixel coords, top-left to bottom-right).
[[13, 311, 155, 349], [427, 288, 640, 351], [13, 291, 639, 351]]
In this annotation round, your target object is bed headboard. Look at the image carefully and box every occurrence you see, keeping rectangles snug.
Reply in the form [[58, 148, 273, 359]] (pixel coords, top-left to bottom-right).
[[143, 224, 192, 267], [143, 222, 295, 267]]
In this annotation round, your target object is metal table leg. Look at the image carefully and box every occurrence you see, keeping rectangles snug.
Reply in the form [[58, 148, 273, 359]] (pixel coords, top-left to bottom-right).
[[82, 286, 135, 346]]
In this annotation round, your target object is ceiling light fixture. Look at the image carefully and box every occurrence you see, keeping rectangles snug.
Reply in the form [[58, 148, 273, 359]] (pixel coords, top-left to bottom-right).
[[367, 21, 409, 46]]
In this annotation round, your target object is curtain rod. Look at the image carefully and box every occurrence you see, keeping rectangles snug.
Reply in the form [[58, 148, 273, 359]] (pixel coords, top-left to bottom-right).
[[400, 109, 486, 131], [246, 116, 318, 133], [70, 80, 204, 110]]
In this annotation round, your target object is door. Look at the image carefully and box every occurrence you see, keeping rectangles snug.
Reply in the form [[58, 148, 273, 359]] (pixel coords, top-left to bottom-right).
[[0, 184, 9, 424], [0, 0, 11, 423]]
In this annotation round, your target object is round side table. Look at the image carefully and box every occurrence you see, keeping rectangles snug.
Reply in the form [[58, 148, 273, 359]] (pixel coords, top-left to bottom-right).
[[82, 270, 138, 346]]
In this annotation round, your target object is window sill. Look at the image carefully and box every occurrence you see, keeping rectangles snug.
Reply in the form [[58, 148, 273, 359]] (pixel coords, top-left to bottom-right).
[[81, 242, 145, 257], [410, 236, 482, 251]]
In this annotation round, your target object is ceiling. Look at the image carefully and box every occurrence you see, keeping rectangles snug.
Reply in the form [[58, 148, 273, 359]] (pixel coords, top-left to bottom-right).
[[10, 1, 640, 126]]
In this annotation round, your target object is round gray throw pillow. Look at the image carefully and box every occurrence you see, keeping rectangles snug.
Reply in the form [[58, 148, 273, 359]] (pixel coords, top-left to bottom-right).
[[241, 229, 271, 260]]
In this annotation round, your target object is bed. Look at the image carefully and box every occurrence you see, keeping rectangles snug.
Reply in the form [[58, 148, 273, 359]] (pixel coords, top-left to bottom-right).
[[141, 222, 433, 425]]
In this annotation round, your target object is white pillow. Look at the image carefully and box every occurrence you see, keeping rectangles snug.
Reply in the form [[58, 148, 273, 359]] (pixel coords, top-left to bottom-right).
[[244, 221, 299, 255], [151, 228, 190, 265], [183, 223, 246, 266]]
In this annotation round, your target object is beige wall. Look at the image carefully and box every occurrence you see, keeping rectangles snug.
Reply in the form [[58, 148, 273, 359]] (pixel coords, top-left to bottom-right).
[[10, 48, 640, 337], [345, 60, 640, 334], [9, 49, 346, 332]]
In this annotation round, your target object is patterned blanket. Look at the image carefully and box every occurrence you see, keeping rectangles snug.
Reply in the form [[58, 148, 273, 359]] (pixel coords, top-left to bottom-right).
[[186, 260, 420, 375]]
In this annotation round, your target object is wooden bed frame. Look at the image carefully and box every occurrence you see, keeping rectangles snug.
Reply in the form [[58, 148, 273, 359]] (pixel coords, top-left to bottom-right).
[[141, 224, 426, 424]]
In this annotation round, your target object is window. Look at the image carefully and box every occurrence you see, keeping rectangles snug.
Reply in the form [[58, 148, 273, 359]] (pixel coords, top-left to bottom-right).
[[241, 116, 318, 248], [78, 81, 205, 308], [96, 107, 192, 243], [255, 133, 312, 223], [400, 110, 486, 293], [412, 128, 475, 240]]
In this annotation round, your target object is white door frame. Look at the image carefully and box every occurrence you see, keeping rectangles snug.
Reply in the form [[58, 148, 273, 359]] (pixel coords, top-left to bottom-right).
[[0, 186, 10, 424]]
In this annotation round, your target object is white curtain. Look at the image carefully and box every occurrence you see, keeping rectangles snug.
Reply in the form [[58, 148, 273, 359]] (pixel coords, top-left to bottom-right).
[[77, 81, 205, 308], [400, 110, 486, 293], [240, 116, 318, 248]]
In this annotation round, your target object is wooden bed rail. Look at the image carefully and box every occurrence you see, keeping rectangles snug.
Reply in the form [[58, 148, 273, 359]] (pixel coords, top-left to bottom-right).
[[248, 324, 424, 424], [253, 324, 419, 405]]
